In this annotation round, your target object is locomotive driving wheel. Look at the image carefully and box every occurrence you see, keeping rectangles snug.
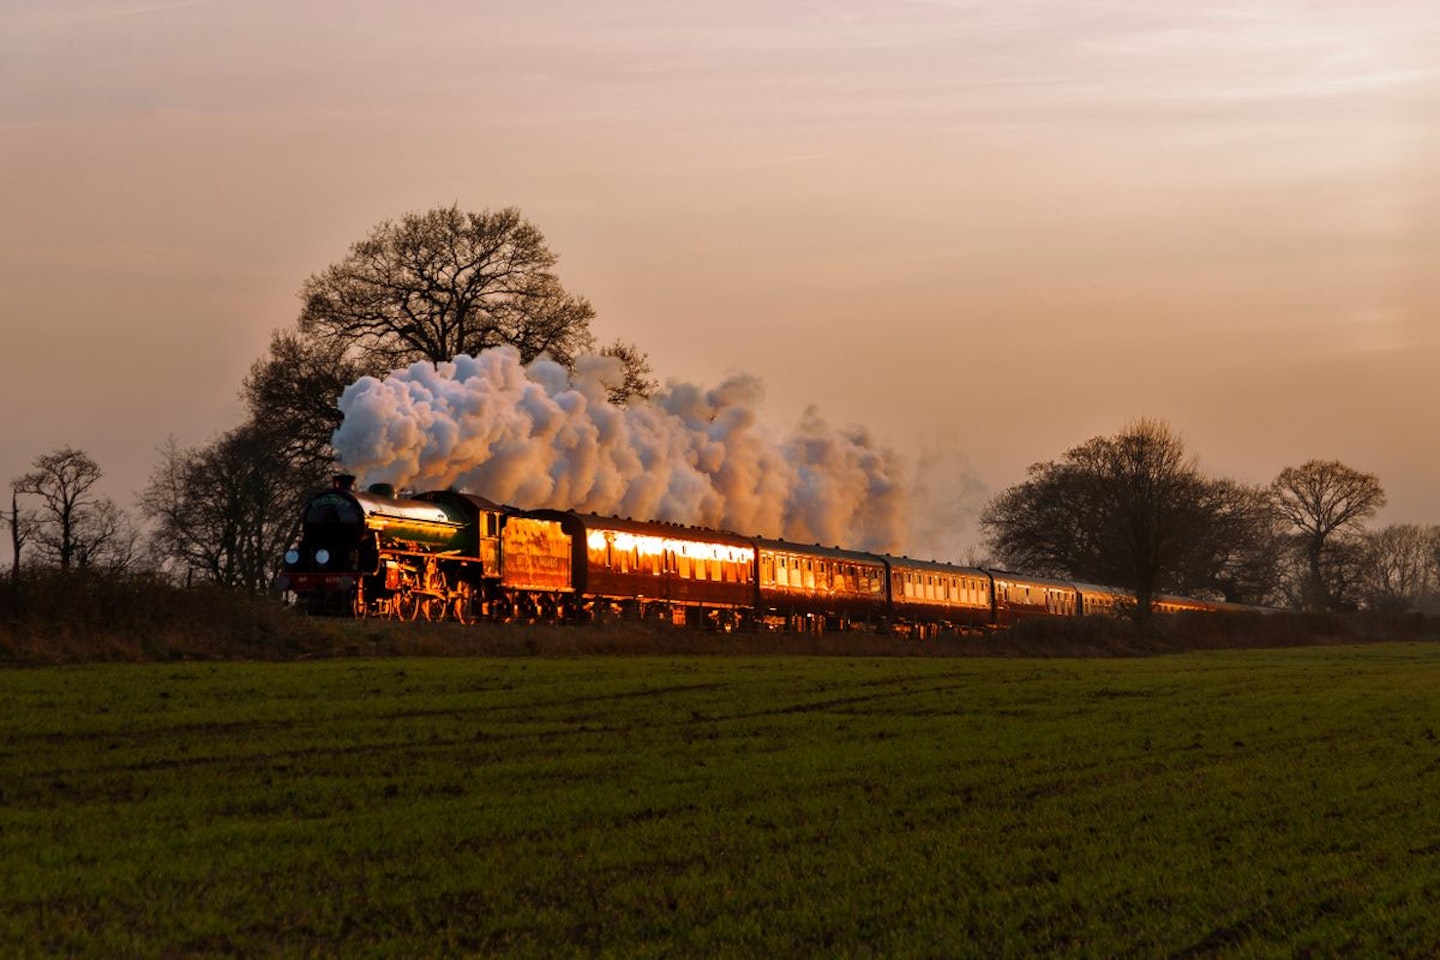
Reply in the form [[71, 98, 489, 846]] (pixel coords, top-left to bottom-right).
[[420, 595, 445, 622], [420, 571, 447, 622], [451, 583, 475, 625], [394, 590, 420, 621]]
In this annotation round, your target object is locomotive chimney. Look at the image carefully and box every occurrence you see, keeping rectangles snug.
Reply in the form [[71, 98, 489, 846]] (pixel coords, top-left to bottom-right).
[[333, 473, 357, 491]]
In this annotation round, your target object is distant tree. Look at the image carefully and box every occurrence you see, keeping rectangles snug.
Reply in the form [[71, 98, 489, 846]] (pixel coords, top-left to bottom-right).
[[11, 448, 135, 572], [5, 486, 34, 582], [1271, 460, 1385, 610], [1276, 536, 1369, 612], [1428, 528, 1440, 615], [141, 425, 320, 593], [72, 498, 142, 573], [1358, 523, 1437, 613], [981, 419, 1225, 625], [1179, 479, 1286, 606], [982, 452, 1107, 582]]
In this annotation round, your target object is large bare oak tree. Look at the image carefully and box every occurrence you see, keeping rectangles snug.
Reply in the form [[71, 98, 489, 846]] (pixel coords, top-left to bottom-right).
[[299, 205, 598, 370], [1271, 459, 1385, 610], [246, 204, 655, 473]]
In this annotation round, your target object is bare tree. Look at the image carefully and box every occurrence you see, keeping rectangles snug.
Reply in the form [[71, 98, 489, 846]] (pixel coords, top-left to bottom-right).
[[1180, 479, 1286, 606], [247, 204, 655, 480], [241, 329, 376, 475], [1427, 528, 1440, 615], [1271, 460, 1385, 610], [5, 486, 35, 582], [141, 425, 320, 593], [299, 204, 598, 370], [596, 339, 658, 405], [982, 419, 1228, 625], [11, 448, 134, 572], [1359, 524, 1437, 613]]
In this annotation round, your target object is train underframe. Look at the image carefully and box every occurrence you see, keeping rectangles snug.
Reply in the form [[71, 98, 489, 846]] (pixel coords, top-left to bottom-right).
[[291, 553, 1007, 636], [293, 554, 751, 630]]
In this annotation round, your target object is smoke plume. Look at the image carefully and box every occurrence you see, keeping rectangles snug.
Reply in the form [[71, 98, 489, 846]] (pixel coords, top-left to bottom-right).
[[332, 347, 912, 551]]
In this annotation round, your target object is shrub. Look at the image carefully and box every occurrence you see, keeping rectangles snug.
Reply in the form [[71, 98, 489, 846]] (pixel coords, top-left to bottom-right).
[[0, 570, 330, 664]]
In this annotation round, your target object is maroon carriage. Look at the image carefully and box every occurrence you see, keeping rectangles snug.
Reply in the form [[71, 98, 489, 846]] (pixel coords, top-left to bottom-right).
[[988, 570, 1078, 627], [523, 511, 756, 628], [1071, 582, 1136, 618], [886, 557, 993, 637], [752, 539, 888, 633]]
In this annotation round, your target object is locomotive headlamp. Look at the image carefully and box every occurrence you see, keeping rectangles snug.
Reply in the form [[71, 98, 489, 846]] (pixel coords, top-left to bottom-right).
[[315, 548, 331, 565], [284, 549, 300, 566]]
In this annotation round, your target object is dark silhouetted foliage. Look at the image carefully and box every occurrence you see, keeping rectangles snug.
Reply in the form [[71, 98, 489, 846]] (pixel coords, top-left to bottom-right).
[[141, 423, 325, 593], [1272, 459, 1385, 610], [981, 419, 1282, 622], [10, 447, 138, 573]]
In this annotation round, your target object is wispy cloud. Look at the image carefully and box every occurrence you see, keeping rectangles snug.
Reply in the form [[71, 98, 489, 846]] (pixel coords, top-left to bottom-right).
[[0, 0, 212, 31]]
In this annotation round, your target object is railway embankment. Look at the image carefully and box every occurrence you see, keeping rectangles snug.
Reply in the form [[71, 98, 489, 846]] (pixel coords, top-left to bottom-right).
[[3, 569, 1438, 665]]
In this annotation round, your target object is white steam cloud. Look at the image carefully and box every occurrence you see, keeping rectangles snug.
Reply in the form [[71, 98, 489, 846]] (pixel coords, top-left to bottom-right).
[[331, 347, 914, 552]]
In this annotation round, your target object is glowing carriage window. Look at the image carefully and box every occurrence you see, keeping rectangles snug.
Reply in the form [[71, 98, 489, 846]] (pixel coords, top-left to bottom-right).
[[588, 527, 752, 581]]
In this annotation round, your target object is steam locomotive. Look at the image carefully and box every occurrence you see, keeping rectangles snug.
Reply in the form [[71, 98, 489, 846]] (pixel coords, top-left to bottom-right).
[[276, 475, 1236, 632]]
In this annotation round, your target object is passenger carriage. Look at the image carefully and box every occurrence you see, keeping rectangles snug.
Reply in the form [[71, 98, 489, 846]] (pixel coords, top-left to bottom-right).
[[988, 570, 1079, 627], [752, 539, 888, 633], [885, 557, 993, 637], [523, 511, 756, 628]]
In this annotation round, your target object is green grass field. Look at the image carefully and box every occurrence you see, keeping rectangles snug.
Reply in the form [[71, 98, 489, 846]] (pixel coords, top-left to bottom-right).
[[4, 645, 1440, 958]]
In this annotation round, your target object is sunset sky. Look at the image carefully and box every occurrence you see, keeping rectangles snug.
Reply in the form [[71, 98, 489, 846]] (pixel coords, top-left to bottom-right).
[[3, 0, 1437, 559]]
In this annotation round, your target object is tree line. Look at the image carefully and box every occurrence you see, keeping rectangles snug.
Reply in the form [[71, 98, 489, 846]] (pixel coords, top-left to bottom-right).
[[979, 418, 1426, 618], [3, 205, 1433, 619]]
